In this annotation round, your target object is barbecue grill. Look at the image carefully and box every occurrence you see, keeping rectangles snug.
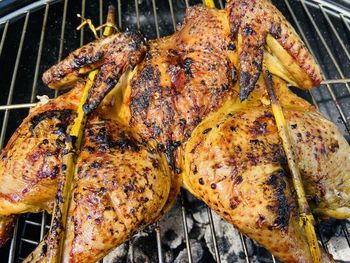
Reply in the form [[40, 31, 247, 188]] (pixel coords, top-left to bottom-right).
[[0, 0, 350, 262]]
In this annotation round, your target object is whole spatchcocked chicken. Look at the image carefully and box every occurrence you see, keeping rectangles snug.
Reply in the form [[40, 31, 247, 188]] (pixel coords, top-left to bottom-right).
[[0, 0, 349, 262]]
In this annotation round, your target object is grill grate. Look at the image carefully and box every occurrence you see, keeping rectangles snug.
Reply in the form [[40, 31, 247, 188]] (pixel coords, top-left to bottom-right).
[[0, 0, 349, 262]]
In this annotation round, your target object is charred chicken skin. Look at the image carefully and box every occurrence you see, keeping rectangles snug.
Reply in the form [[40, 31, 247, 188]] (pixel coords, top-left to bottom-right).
[[0, 0, 349, 262]]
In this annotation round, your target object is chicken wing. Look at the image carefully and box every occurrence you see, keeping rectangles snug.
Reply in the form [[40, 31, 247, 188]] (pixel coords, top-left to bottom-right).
[[226, 0, 322, 99]]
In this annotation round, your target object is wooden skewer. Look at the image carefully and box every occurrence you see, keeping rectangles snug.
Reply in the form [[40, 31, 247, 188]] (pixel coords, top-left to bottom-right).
[[263, 70, 321, 262], [45, 6, 117, 263]]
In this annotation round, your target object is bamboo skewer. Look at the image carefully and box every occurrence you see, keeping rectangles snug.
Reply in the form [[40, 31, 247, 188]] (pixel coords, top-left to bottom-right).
[[44, 6, 117, 263], [263, 70, 321, 262]]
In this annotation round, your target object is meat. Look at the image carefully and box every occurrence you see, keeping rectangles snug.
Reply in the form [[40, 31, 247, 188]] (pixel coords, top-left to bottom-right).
[[226, 0, 322, 99], [182, 76, 348, 262], [0, 1, 348, 262], [0, 85, 81, 216]]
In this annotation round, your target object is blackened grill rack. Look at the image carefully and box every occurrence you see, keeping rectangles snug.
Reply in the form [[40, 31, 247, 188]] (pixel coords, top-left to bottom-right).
[[0, 0, 349, 262]]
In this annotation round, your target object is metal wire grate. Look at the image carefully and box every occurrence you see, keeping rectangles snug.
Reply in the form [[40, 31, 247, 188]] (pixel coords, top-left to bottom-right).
[[0, 0, 349, 262]]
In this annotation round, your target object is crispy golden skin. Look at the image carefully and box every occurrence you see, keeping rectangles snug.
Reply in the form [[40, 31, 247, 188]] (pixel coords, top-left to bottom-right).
[[23, 114, 172, 263], [0, 2, 347, 263], [182, 77, 345, 262], [61, 116, 171, 262], [0, 85, 82, 216]]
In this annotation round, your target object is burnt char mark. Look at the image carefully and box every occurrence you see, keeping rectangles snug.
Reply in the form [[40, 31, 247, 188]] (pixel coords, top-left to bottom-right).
[[181, 57, 193, 77], [72, 50, 102, 69], [269, 22, 282, 39], [227, 43, 236, 51], [83, 67, 123, 115], [92, 126, 140, 153], [29, 110, 74, 132], [125, 30, 146, 51], [233, 175, 243, 185], [329, 141, 339, 153], [0, 215, 15, 247], [130, 65, 161, 115], [202, 128, 212, 135], [230, 196, 240, 209], [38, 165, 60, 179], [231, 66, 238, 86], [249, 120, 268, 136], [165, 140, 181, 169], [266, 170, 290, 230], [240, 72, 252, 101], [243, 25, 255, 36], [40, 242, 48, 258], [271, 143, 287, 164]]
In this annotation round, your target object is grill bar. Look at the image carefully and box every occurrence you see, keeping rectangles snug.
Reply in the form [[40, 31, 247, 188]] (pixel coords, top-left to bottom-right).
[[0, 21, 8, 55], [30, 3, 49, 103], [168, 0, 176, 33], [0, 103, 36, 111], [301, 1, 350, 91], [285, 0, 350, 134], [206, 207, 221, 263], [305, 0, 350, 19], [341, 15, 350, 31], [0, 1, 350, 262], [316, 225, 329, 253], [0, 11, 29, 149], [80, 0, 85, 46], [134, 0, 140, 29], [239, 232, 250, 263], [57, 0, 68, 63], [151, 0, 160, 39], [117, 0, 121, 29], [55, 0, 68, 98], [180, 193, 193, 263], [320, 7, 350, 62], [99, 0, 103, 37], [342, 223, 350, 247], [155, 222, 164, 263], [8, 217, 19, 263], [0, 0, 57, 25], [218, 0, 224, 9]]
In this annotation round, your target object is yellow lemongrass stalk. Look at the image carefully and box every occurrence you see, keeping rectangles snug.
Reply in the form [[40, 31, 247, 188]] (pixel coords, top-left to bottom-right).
[[45, 6, 116, 263], [263, 71, 321, 263]]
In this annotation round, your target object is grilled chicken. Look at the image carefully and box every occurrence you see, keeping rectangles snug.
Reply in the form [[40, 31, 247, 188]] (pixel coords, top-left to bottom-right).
[[226, 0, 322, 99], [183, 75, 348, 262], [0, 85, 81, 216], [0, 215, 15, 247], [0, 0, 348, 262]]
